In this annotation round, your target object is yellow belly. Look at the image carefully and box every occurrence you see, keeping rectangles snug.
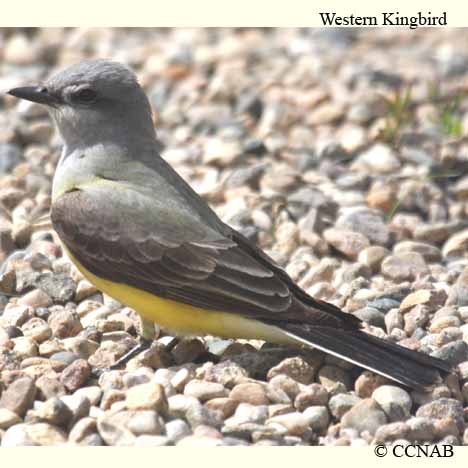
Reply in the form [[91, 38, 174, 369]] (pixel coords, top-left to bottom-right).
[[66, 249, 296, 345]]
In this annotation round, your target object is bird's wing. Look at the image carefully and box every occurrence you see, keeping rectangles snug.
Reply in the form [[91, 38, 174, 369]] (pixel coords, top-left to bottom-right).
[[51, 181, 359, 328]]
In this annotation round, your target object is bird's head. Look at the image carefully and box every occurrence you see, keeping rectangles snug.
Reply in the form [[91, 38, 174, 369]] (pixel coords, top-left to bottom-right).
[[8, 59, 156, 151]]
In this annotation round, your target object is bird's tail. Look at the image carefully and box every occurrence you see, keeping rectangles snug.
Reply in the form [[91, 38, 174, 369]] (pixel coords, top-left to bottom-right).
[[277, 323, 453, 391]]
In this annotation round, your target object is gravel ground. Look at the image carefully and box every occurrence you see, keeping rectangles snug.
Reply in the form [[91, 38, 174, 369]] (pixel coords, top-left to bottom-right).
[[1, 27, 468, 446]]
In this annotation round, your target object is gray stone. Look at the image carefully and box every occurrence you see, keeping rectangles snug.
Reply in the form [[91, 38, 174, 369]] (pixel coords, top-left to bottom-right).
[[381, 252, 429, 281], [302, 406, 330, 432], [328, 393, 362, 419], [294, 384, 329, 411], [341, 398, 388, 436], [416, 398, 464, 432], [447, 267, 468, 306], [266, 412, 312, 436], [1, 423, 37, 446], [336, 207, 390, 246], [431, 340, 468, 366], [165, 419, 192, 443], [353, 307, 385, 329], [204, 360, 248, 388], [226, 403, 268, 426], [406, 417, 436, 441], [125, 410, 164, 436], [0, 408, 22, 430], [372, 386, 412, 422], [184, 380, 228, 402], [373, 422, 410, 443], [0, 376, 36, 417], [34, 272, 77, 304], [317, 365, 351, 394], [394, 241, 441, 262], [323, 228, 370, 260], [0, 143, 23, 174]]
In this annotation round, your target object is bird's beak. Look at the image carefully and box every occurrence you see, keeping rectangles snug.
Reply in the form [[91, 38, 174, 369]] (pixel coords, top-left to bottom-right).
[[7, 86, 59, 106]]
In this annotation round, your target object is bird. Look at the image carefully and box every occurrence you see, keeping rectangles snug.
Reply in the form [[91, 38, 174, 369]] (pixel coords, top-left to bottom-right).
[[7, 59, 452, 391]]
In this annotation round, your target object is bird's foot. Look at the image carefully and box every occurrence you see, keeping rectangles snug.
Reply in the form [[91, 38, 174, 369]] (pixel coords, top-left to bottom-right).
[[91, 337, 153, 378], [91, 336, 181, 378]]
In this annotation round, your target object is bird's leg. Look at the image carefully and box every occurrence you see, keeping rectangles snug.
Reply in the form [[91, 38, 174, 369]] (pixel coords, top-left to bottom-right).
[[104, 336, 153, 373], [92, 316, 155, 377], [164, 336, 180, 352]]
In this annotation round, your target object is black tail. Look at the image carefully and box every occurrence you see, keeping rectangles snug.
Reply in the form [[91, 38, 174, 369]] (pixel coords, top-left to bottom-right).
[[280, 324, 453, 391]]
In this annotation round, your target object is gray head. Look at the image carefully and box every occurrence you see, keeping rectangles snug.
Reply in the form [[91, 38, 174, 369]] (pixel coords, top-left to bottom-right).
[[8, 59, 156, 151]]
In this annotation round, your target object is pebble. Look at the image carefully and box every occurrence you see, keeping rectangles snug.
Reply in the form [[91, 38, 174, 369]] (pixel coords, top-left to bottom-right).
[[12, 336, 38, 359], [34, 272, 76, 304], [229, 383, 269, 406], [172, 338, 206, 364], [165, 418, 192, 443], [394, 241, 441, 262], [302, 406, 330, 433], [35, 374, 67, 400], [323, 228, 370, 260], [294, 384, 329, 411], [1, 424, 37, 446], [205, 397, 239, 419], [18, 289, 53, 308], [447, 267, 468, 306], [27, 397, 72, 426], [226, 403, 268, 426], [353, 307, 385, 329], [358, 246, 389, 272], [404, 305, 431, 335], [69, 417, 102, 445], [317, 365, 351, 394], [60, 394, 91, 425], [406, 416, 436, 441], [372, 386, 412, 422], [443, 229, 468, 259], [184, 380, 228, 402], [21, 317, 52, 343], [431, 340, 468, 366], [0, 144, 23, 174], [400, 289, 447, 312], [204, 360, 248, 388], [185, 399, 222, 429], [351, 143, 400, 174], [266, 412, 312, 436], [24, 422, 68, 445], [0, 408, 22, 430], [341, 399, 388, 436], [416, 398, 464, 432], [268, 374, 300, 400], [125, 410, 164, 436], [48, 309, 83, 338], [123, 368, 154, 388], [373, 421, 410, 443], [1, 305, 33, 327], [381, 252, 429, 281], [97, 411, 142, 446], [125, 382, 169, 414], [59, 359, 91, 392], [328, 393, 362, 419], [267, 356, 316, 384], [0, 376, 36, 417], [336, 208, 390, 246]]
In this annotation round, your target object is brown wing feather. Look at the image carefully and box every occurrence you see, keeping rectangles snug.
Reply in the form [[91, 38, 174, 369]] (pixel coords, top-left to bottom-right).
[[51, 189, 360, 329]]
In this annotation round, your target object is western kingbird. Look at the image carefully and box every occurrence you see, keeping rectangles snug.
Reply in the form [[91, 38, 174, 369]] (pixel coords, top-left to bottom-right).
[[8, 60, 451, 390]]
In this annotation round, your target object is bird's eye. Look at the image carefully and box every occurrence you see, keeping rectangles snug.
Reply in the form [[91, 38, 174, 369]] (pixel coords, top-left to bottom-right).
[[74, 88, 97, 103]]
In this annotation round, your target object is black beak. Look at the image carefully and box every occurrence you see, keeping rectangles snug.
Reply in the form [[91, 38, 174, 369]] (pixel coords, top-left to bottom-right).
[[7, 86, 59, 106]]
